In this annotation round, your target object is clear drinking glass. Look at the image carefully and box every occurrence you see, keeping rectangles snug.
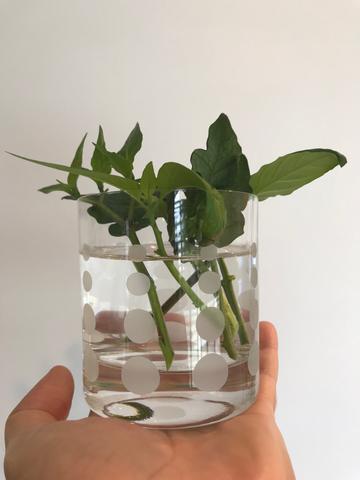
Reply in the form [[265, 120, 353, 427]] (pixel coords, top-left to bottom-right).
[[78, 188, 258, 428]]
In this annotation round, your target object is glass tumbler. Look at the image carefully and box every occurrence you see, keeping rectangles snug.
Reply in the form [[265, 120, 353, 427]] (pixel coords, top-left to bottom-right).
[[78, 188, 259, 428]]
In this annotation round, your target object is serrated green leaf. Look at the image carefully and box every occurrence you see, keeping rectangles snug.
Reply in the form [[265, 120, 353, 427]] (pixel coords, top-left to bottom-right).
[[7, 152, 142, 202], [67, 134, 87, 194], [214, 191, 246, 247], [91, 126, 111, 192], [89, 124, 142, 179], [105, 123, 142, 178], [191, 113, 251, 192], [250, 148, 347, 201], [84, 191, 149, 236]]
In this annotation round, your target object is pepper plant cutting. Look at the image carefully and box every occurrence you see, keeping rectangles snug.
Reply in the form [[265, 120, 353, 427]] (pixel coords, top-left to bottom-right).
[[7, 114, 347, 368]]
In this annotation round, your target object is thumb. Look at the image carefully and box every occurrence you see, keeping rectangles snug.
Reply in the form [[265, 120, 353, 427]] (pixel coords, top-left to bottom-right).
[[5, 366, 74, 445]]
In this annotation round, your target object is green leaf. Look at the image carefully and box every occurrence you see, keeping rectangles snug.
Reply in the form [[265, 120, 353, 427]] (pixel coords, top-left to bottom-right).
[[140, 162, 157, 201], [157, 162, 211, 197], [7, 152, 142, 202], [38, 180, 74, 196], [84, 191, 149, 236], [191, 113, 251, 192], [101, 123, 142, 178], [90, 126, 111, 192], [67, 134, 87, 194], [214, 191, 247, 247], [158, 162, 227, 245], [166, 190, 227, 251], [250, 148, 347, 201], [166, 190, 206, 254]]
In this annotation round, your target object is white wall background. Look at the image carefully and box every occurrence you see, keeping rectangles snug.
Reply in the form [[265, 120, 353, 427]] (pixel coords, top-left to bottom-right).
[[1, 1, 359, 478]]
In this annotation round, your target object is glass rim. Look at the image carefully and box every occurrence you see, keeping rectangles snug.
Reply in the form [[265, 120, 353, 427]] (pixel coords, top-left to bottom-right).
[[78, 188, 258, 203]]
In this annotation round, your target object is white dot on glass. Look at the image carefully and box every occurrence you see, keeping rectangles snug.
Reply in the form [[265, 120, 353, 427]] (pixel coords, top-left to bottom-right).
[[82, 244, 90, 261], [84, 348, 99, 382], [250, 266, 258, 288], [250, 299, 259, 330], [248, 341, 259, 376], [128, 245, 146, 262], [198, 271, 221, 294], [250, 242, 257, 257], [122, 357, 160, 395], [126, 272, 150, 296], [83, 271, 92, 292], [238, 289, 253, 310], [124, 309, 156, 343], [200, 245, 218, 261], [196, 307, 225, 341], [83, 304, 96, 334], [193, 353, 228, 391]]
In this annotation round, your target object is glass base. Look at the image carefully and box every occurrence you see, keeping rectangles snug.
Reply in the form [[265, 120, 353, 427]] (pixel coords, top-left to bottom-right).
[[85, 387, 257, 429]]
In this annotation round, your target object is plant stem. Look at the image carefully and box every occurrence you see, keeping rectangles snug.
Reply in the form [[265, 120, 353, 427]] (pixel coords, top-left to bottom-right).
[[210, 260, 238, 359], [219, 289, 239, 360], [128, 229, 174, 369], [217, 257, 249, 344], [83, 199, 175, 369], [161, 270, 199, 314], [150, 219, 206, 310]]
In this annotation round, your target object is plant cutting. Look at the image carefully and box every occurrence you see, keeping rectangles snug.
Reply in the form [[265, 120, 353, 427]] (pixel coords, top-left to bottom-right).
[[8, 113, 346, 427]]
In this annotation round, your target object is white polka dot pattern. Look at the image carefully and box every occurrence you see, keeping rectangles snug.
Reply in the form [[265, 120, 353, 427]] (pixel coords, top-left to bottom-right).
[[193, 353, 228, 391], [126, 272, 150, 296], [124, 309, 156, 343], [83, 271, 92, 292], [122, 357, 160, 394], [200, 245, 217, 261], [128, 245, 146, 262], [250, 266, 258, 288], [250, 299, 259, 330], [196, 307, 225, 341], [82, 244, 90, 261], [248, 341, 259, 376], [84, 347, 99, 381], [238, 289, 253, 310], [83, 304, 96, 333], [198, 271, 221, 294]]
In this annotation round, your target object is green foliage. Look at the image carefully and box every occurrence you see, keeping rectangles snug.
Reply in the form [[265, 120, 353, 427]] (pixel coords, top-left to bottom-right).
[[90, 126, 111, 192], [38, 180, 76, 198], [93, 123, 142, 179], [190, 113, 251, 193], [84, 191, 148, 237], [67, 133, 87, 195], [8, 116, 348, 367], [250, 148, 347, 201], [214, 191, 247, 248], [39, 134, 87, 199], [7, 152, 143, 201], [8, 115, 347, 246]]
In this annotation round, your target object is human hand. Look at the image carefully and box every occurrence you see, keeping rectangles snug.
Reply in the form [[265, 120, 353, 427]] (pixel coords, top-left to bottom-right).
[[4, 321, 295, 480]]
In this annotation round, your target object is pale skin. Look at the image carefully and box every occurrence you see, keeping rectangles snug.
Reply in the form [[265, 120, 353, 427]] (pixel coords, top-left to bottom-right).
[[4, 322, 295, 479]]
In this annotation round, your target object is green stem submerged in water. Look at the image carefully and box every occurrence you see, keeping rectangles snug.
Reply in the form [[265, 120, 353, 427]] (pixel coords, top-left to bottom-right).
[[217, 257, 249, 345], [150, 218, 206, 310], [128, 229, 174, 370]]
